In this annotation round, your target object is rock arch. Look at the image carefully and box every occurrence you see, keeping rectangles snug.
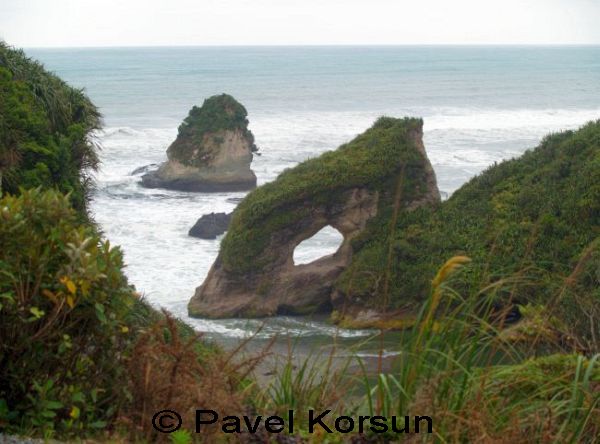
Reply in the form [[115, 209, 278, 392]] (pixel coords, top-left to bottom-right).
[[189, 187, 379, 317], [188, 117, 440, 318]]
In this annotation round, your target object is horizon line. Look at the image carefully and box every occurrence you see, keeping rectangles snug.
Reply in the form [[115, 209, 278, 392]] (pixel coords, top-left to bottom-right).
[[19, 43, 600, 50]]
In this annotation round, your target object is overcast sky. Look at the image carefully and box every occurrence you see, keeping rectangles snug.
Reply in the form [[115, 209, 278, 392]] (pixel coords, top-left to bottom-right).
[[2, 0, 599, 47]]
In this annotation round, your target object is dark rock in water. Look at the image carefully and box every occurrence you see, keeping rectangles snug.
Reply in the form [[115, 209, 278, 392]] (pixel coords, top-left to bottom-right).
[[130, 164, 158, 175], [141, 94, 258, 192], [226, 197, 245, 204], [142, 175, 254, 192], [188, 212, 232, 239]]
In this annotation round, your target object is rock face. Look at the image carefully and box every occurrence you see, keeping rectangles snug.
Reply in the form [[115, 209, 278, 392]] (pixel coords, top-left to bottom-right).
[[188, 212, 232, 239], [141, 94, 257, 192], [130, 164, 158, 176], [188, 117, 440, 318]]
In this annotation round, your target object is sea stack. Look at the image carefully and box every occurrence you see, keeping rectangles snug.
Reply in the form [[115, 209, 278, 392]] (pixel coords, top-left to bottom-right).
[[142, 94, 258, 192], [188, 117, 441, 318]]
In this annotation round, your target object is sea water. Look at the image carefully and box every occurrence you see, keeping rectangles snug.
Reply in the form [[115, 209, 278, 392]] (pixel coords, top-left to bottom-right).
[[27, 46, 600, 348]]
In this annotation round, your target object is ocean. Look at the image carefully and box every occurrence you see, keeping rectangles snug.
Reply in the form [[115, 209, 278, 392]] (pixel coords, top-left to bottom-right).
[[27, 46, 600, 347]]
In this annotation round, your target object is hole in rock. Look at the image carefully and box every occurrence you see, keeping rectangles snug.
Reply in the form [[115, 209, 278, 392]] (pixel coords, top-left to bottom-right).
[[293, 225, 344, 266]]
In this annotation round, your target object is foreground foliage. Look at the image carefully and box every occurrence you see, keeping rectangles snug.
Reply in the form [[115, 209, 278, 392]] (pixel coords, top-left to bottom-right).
[[257, 257, 599, 443], [0, 189, 136, 434], [0, 42, 100, 213], [358, 255, 600, 443], [0, 190, 254, 440]]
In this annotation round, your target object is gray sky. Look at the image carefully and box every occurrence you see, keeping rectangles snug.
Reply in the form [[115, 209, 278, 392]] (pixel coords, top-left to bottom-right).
[[2, 0, 599, 47]]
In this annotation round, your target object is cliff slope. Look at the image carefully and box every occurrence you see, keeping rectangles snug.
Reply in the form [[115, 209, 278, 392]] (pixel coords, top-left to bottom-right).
[[0, 43, 240, 439], [0, 42, 100, 212], [335, 120, 599, 323]]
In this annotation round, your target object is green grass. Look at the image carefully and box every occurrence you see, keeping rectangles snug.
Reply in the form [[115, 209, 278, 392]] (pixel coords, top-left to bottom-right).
[[253, 256, 599, 442], [357, 256, 600, 442]]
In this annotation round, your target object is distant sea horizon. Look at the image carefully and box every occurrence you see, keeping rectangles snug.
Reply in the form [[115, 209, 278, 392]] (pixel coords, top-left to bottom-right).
[[26, 45, 600, 344], [22, 43, 600, 48]]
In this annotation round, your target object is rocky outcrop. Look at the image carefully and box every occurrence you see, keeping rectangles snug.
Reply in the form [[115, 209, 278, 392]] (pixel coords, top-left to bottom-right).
[[141, 94, 257, 192], [188, 212, 232, 239], [188, 117, 440, 318], [130, 164, 158, 176]]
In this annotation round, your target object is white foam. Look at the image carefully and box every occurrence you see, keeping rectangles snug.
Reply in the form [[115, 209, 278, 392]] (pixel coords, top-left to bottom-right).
[[424, 107, 600, 131]]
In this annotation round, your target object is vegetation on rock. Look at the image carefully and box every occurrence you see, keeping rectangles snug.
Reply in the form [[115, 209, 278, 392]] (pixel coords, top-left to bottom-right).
[[141, 93, 258, 192], [221, 117, 435, 273], [337, 120, 600, 320], [167, 93, 257, 167]]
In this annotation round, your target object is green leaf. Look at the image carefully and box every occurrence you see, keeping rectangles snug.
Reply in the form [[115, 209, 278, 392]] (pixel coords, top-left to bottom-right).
[[71, 392, 85, 403], [29, 306, 45, 319], [94, 303, 107, 323], [45, 400, 63, 410], [170, 429, 193, 444], [69, 406, 80, 419]]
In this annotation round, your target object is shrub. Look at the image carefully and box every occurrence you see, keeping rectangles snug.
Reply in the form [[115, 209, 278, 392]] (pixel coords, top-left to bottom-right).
[[0, 42, 100, 213], [124, 313, 252, 442], [359, 256, 600, 442], [0, 189, 136, 436]]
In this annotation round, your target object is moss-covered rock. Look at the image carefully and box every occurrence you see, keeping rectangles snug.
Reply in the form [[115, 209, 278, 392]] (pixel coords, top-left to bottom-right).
[[336, 120, 600, 319], [141, 94, 258, 192], [188, 117, 440, 318], [190, 118, 599, 323]]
